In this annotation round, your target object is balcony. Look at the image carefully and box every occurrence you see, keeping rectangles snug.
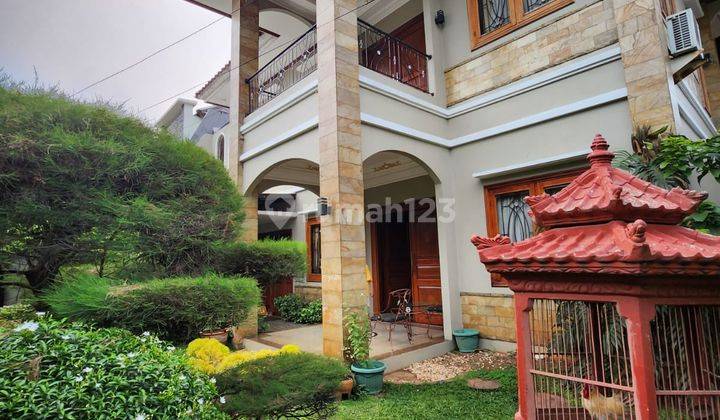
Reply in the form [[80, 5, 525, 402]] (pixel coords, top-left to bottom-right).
[[246, 20, 431, 114]]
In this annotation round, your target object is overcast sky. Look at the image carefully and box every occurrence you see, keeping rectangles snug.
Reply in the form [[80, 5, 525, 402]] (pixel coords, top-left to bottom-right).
[[0, 0, 230, 123]]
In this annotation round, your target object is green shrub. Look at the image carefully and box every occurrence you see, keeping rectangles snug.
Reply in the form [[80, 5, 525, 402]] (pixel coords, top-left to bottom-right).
[[345, 311, 371, 365], [0, 86, 244, 290], [298, 299, 322, 324], [0, 318, 223, 419], [0, 303, 37, 330], [212, 240, 306, 285], [44, 274, 260, 343], [214, 352, 348, 419], [275, 294, 306, 322]]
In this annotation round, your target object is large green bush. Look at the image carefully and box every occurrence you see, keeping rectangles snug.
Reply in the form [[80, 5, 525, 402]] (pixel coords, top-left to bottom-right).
[[44, 273, 260, 343], [212, 240, 306, 285], [0, 318, 222, 419], [0, 86, 244, 291], [214, 352, 348, 419]]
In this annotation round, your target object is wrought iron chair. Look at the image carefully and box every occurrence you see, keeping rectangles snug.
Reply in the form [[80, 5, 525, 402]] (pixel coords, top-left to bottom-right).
[[371, 288, 413, 342]]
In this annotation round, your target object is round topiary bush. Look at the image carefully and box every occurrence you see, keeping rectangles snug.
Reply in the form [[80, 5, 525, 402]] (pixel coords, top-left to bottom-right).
[[214, 352, 348, 419], [0, 318, 223, 419]]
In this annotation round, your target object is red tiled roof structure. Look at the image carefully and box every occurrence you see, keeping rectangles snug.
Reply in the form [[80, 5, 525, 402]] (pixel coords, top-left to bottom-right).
[[472, 135, 720, 276]]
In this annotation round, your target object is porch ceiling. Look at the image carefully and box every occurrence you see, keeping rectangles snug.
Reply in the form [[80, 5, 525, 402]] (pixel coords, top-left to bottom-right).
[[261, 151, 429, 190]]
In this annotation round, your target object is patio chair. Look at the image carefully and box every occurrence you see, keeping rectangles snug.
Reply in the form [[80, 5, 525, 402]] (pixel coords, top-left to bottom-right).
[[371, 288, 413, 342]]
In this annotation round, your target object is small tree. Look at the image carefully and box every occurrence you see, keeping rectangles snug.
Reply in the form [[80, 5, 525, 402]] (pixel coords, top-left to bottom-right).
[[615, 127, 720, 234], [0, 87, 244, 291]]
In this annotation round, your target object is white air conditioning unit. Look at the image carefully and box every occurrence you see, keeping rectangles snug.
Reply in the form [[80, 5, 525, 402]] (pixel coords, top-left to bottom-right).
[[667, 9, 703, 57]]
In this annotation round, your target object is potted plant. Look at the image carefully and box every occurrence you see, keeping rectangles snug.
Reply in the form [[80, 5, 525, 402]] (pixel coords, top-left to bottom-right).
[[345, 311, 386, 395], [199, 327, 229, 345]]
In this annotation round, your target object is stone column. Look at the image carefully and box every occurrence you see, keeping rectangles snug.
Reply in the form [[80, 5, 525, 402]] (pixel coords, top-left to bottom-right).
[[612, 0, 676, 131], [316, 0, 367, 359], [229, 0, 259, 241]]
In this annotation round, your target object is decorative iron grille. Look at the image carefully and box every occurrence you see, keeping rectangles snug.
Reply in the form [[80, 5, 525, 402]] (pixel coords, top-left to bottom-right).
[[246, 25, 317, 114], [478, 0, 511, 34], [529, 299, 635, 419], [357, 19, 430, 93], [651, 305, 720, 419], [524, 0, 551, 13]]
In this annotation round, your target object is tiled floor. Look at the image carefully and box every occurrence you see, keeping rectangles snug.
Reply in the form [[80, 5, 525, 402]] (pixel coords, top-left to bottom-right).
[[253, 323, 444, 359]]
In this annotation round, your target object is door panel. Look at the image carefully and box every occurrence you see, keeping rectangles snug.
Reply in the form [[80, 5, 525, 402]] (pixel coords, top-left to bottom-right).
[[409, 203, 443, 325], [377, 220, 411, 311]]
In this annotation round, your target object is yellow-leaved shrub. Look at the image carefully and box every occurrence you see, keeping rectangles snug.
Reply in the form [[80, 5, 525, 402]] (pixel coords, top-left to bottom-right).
[[186, 338, 302, 374]]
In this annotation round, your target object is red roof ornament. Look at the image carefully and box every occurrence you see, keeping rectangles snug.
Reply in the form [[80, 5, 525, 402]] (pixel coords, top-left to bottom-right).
[[472, 135, 720, 276], [526, 134, 707, 227]]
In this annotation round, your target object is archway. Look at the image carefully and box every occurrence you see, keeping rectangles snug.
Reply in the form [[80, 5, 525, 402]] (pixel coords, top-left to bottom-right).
[[362, 150, 445, 332]]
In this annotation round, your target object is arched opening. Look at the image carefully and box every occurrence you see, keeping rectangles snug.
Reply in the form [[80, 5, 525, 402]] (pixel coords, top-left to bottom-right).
[[362, 150, 444, 331], [215, 135, 225, 163]]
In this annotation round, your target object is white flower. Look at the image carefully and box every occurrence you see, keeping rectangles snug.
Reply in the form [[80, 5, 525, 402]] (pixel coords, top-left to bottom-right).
[[142, 331, 151, 337], [94, 383, 101, 389], [60, 334, 72, 340], [126, 352, 137, 358], [166, 346, 176, 352], [82, 367, 93, 373], [210, 378, 216, 384], [74, 375, 84, 382], [197, 398, 205, 405], [219, 396, 226, 404], [134, 414, 147, 420], [13, 321, 39, 332], [35, 311, 46, 317]]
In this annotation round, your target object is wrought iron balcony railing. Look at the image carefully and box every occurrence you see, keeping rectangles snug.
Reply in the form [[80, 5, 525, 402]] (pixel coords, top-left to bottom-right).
[[357, 19, 431, 93], [246, 20, 431, 114], [247, 25, 317, 114]]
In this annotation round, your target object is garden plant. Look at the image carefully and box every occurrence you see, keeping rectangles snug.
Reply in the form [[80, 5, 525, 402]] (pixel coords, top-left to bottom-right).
[[274, 294, 322, 324]]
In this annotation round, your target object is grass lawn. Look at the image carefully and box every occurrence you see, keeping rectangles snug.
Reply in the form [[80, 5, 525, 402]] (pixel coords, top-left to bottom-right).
[[334, 368, 517, 420]]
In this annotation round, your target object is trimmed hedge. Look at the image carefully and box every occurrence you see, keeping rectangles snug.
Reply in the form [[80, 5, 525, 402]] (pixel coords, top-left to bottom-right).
[[44, 273, 260, 343], [0, 318, 222, 419], [214, 352, 348, 419], [211, 240, 306, 285]]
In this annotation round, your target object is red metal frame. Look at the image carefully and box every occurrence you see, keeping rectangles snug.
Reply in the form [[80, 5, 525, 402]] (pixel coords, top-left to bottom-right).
[[472, 135, 720, 420]]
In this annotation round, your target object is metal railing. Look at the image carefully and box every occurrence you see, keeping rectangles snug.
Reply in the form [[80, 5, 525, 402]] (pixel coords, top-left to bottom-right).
[[357, 19, 431, 93], [246, 25, 317, 113], [246, 20, 431, 114]]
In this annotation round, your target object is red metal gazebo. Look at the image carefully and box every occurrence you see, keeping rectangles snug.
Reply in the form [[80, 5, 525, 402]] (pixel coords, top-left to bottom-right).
[[472, 135, 720, 420]]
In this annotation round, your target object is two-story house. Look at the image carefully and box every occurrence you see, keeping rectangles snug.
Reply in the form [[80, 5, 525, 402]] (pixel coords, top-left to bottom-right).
[[183, 0, 719, 358]]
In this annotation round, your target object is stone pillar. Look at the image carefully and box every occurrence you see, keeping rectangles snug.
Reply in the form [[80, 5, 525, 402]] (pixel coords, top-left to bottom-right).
[[229, 0, 259, 241], [316, 0, 367, 359], [240, 190, 259, 242], [612, 0, 676, 131]]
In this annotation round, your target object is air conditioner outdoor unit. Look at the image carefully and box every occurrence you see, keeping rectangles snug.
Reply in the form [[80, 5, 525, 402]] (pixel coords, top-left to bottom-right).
[[667, 8, 703, 57]]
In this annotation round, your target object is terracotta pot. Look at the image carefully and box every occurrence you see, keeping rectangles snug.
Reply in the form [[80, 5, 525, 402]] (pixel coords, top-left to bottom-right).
[[199, 328, 228, 344], [335, 378, 354, 400]]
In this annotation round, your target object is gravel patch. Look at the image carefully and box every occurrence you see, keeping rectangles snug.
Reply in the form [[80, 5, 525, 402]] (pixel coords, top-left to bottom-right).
[[386, 350, 515, 384]]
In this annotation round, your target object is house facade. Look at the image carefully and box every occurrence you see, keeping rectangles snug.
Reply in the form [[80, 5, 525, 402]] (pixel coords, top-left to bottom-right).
[[184, 0, 719, 357]]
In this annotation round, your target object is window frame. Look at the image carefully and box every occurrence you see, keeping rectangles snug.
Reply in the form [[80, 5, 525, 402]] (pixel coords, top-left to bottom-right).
[[466, 0, 574, 50], [305, 216, 322, 282], [483, 169, 583, 287]]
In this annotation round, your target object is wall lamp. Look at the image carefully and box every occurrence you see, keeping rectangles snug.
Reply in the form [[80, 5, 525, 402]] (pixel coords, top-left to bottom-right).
[[317, 197, 331, 216]]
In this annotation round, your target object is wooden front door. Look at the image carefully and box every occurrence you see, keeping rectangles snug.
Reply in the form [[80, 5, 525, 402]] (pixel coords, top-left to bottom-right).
[[375, 220, 412, 312], [409, 205, 443, 325]]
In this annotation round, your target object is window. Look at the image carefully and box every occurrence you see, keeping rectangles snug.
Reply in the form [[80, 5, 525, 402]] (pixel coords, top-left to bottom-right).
[[484, 170, 582, 286], [466, 0, 573, 49], [216, 135, 225, 163], [306, 217, 321, 282]]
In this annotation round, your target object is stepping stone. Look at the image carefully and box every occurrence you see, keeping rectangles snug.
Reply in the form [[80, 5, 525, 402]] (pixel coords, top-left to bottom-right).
[[467, 378, 501, 390]]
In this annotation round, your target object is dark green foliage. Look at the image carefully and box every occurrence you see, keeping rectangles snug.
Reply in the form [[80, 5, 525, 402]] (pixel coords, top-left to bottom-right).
[[335, 368, 517, 419], [0, 87, 244, 290], [275, 294, 306, 321], [214, 352, 348, 419], [274, 294, 322, 324], [0, 318, 222, 419], [615, 130, 720, 234], [44, 273, 260, 343], [212, 239, 306, 285], [298, 299, 323, 324]]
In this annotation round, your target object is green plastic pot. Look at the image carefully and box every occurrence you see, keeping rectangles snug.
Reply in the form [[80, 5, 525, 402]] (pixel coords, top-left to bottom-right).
[[351, 360, 386, 395], [453, 328, 479, 353]]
